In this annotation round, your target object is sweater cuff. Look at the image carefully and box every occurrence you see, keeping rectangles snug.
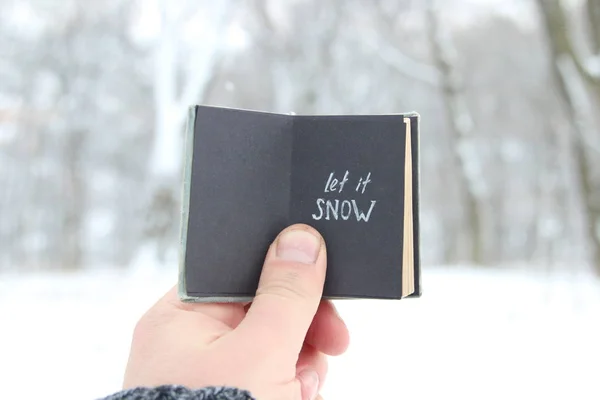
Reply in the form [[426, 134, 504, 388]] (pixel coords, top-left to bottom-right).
[[99, 385, 255, 400]]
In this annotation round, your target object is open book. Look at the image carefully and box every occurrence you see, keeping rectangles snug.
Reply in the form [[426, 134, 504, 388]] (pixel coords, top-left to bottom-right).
[[179, 105, 421, 301]]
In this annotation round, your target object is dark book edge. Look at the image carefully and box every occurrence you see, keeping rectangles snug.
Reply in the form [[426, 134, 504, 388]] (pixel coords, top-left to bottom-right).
[[399, 113, 419, 298], [178, 106, 198, 302], [407, 112, 422, 298], [413, 112, 422, 297]]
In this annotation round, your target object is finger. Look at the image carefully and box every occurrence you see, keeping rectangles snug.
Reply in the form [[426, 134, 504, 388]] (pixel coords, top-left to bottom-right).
[[305, 300, 350, 356], [238, 224, 327, 359], [297, 344, 328, 400], [152, 285, 246, 329]]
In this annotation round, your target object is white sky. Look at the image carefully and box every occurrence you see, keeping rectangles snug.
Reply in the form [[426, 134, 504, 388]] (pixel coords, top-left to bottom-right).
[[4, 0, 585, 44], [129, 0, 249, 51]]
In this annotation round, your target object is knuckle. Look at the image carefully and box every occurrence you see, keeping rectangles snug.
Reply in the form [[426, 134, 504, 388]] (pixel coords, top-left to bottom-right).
[[131, 308, 170, 344], [131, 313, 153, 343]]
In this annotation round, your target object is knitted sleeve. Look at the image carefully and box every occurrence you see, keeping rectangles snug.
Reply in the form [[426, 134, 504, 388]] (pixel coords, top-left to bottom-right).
[[98, 385, 255, 400]]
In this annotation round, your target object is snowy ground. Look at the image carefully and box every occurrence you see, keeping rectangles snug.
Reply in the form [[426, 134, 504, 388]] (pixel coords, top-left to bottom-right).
[[1, 266, 599, 400]]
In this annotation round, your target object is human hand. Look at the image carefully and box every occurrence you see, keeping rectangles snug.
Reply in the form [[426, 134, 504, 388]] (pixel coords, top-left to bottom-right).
[[123, 224, 350, 400]]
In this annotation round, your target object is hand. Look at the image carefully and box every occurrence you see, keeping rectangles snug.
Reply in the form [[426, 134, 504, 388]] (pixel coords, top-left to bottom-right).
[[123, 224, 350, 400]]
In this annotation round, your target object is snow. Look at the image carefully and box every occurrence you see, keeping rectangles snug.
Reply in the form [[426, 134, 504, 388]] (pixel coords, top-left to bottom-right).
[[0, 267, 599, 400]]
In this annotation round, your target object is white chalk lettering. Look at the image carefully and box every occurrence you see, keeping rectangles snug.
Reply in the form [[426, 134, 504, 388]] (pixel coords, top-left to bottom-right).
[[324, 171, 349, 193], [354, 200, 377, 222], [325, 199, 339, 220], [339, 170, 349, 193], [356, 172, 372, 194], [324, 172, 336, 192], [341, 200, 352, 220], [311, 199, 376, 222], [312, 198, 325, 220], [313, 171, 376, 222]]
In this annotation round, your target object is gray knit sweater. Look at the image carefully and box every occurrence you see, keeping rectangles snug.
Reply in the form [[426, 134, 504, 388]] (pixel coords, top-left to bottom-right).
[[100, 385, 255, 400]]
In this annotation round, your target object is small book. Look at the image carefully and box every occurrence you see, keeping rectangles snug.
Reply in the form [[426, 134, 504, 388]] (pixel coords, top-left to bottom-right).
[[178, 105, 421, 301]]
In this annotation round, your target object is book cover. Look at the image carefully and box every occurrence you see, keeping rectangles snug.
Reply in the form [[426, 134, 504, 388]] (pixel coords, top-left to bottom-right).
[[179, 105, 421, 301]]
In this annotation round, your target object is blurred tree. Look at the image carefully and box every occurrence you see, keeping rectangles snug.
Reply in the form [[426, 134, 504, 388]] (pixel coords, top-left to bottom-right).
[[537, 0, 600, 275], [426, 0, 486, 264], [0, 0, 151, 270], [1, 0, 598, 274], [139, 0, 235, 265]]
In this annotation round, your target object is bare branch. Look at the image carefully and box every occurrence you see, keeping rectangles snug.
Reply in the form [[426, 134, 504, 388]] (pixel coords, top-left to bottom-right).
[[556, 55, 600, 155], [355, 0, 440, 86], [176, 1, 234, 114], [537, 0, 600, 274], [586, 0, 600, 54], [537, 0, 600, 91], [251, 0, 275, 33], [358, 35, 440, 86]]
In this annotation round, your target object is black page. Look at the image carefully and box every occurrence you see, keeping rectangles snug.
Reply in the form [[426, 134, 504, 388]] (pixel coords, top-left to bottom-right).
[[183, 106, 419, 299], [184, 106, 292, 297], [289, 116, 406, 298]]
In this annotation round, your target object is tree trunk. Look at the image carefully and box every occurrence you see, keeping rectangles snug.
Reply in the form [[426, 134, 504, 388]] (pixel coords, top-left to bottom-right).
[[426, 1, 486, 264], [136, 0, 232, 266], [537, 0, 600, 275], [587, 0, 600, 54], [61, 129, 85, 270]]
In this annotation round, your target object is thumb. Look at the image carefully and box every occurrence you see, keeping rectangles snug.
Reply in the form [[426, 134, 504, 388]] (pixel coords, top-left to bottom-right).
[[238, 224, 327, 359]]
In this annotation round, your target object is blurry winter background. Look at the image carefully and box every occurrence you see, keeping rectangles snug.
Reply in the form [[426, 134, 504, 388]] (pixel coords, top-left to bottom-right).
[[1, 0, 600, 398]]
